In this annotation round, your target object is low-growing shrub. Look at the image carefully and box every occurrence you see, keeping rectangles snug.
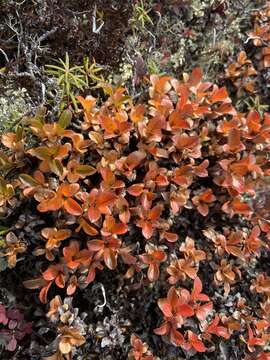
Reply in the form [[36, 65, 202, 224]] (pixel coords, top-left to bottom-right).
[[1, 65, 270, 358]]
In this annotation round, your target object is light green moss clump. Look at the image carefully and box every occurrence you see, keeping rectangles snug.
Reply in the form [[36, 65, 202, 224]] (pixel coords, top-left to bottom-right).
[[190, 0, 214, 18], [0, 87, 31, 133]]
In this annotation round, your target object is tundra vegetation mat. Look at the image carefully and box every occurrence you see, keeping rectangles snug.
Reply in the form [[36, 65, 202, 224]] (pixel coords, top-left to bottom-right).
[[1, 1, 270, 360]]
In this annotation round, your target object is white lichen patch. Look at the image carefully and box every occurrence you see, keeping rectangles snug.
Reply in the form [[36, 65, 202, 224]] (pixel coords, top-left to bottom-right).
[[0, 87, 31, 133]]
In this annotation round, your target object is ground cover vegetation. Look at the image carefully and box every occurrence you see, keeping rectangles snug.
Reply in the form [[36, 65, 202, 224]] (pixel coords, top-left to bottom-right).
[[1, 1, 270, 359]]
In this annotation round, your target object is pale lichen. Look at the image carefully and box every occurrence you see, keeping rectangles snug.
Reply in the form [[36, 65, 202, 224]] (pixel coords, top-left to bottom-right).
[[0, 85, 31, 133]]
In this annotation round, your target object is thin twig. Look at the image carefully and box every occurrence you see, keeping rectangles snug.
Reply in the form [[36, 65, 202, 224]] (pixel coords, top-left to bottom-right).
[[0, 48, 9, 63], [66, 9, 93, 15], [92, 5, 104, 34], [37, 26, 58, 44], [16, 0, 27, 5], [93, 283, 107, 309], [213, 28, 217, 48]]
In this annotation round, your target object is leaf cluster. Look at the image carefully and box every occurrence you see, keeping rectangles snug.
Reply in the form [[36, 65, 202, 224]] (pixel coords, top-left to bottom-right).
[[0, 305, 32, 352], [46, 53, 104, 111], [1, 60, 270, 358]]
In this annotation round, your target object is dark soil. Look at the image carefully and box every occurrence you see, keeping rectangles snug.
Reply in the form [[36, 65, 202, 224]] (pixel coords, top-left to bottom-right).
[[0, 0, 132, 69]]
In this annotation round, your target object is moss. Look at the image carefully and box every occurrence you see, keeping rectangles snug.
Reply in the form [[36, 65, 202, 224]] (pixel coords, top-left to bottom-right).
[[116, 63, 134, 83], [0, 84, 31, 132]]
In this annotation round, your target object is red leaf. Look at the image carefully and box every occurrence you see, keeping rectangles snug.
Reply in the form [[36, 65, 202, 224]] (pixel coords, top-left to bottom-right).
[[0, 305, 8, 325], [188, 331, 206, 352], [196, 302, 213, 321], [86, 268, 97, 283], [60, 183, 79, 197], [148, 263, 160, 282], [224, 128, 245, 153], [193, 277, 203, 296], [142, 222, 153, 239], [37, 194, 62, 213], [177, 303, 194, 317], [205, 315, 230, 339], [170, 328, 184, 346], [6, 337, 17, 352], [87, 240, 104, 251], [154, 321, 169, 335], [198, 203, 209, 216], [216, 326, 230, 339], [112, 222, 128, 235], [158, 299, 172, 318], [76, 218, 98, 236], [55, 273, 65, 288], [192, 338, 206, 352], [43, 267, 58, 281]]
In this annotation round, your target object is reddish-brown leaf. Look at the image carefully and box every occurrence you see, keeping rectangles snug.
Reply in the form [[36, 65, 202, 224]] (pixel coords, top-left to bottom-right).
[[64, 198, 83, 216]]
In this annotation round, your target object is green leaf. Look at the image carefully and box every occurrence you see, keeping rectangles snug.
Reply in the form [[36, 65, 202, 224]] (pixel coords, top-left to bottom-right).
[[50, 159, 64, 177], [70, 92, 78, 111], [0, 226, 9, 236], [0, 151, 11, 169], [0, 176, 6, 190], [58, 109, 72, 129], [28, 147, 52, 159], [15, 125, 24, 141], [19, 174, 40, 187], [76, 164, 96, 175]]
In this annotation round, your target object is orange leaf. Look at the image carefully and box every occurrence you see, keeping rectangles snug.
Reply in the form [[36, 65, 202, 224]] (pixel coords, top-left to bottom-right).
[[60, 183, 80, 197], [127, 183, 145, 196], [37, 194, 63, 212], [225, 128, 245, 153], [149, 205, 163, 220], [142, 222, 153, 239], [247, 110, 261, 133], [104, 247, 117, 270], [64, 198, 83, 216], [67, 275, 77, 295], [162, 231, 179, 243], [188, 67, 202, 87], [76, 218, 98, 236], [97, 191, 117, 213], [39, 282, 52, 304], [210, 87, 229, 103], [130, 104, 145, 123]]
